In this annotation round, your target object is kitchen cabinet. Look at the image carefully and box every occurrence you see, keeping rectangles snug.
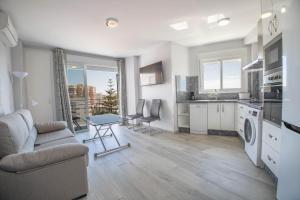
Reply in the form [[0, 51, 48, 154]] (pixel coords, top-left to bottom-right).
[[261, 121, 281, 176], [261, 0, 286, 46], [208, 103, 235, 131], [236, 104, 246, 139], [221, 103, 235, 131], [190, 104, 208, 134], [208, 103, 221, 130]]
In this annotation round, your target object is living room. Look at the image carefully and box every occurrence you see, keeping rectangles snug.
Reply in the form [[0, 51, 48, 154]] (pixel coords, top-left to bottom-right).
[[1, 0, 300, 200]]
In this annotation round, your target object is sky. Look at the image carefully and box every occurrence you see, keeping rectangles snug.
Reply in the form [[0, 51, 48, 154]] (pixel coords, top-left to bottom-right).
[[67, 68, 117, 94]]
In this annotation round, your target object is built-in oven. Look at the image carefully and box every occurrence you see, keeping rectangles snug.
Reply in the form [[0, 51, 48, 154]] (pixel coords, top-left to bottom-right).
[[263, 70, 282, 126], [264, 34, 282, 75], [263, 35, 283, 127]]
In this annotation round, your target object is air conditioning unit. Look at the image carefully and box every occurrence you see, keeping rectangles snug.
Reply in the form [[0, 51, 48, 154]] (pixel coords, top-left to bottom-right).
[[0, 12, 18, 47]]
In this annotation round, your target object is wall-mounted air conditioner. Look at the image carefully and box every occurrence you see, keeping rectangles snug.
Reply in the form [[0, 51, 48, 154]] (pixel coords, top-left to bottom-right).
[[0, 12, 18, 47]]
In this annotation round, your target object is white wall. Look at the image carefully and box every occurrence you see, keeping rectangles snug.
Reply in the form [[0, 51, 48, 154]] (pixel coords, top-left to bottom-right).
[[11, 41, 27, 110], [125, 56, 140, 115], [139, 42, 174, 131], [0, 42, 14, 115], [125, 42, 189, 132], [189, 39, 247, 75], [24, 47, 56, 123]]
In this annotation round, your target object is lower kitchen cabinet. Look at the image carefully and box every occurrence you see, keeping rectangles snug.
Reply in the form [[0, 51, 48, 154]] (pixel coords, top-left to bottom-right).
[[208, 103, 221, 130], [221, 103, 235, 131], [190, 103, 208, 134], [208, 103, 235, 131]]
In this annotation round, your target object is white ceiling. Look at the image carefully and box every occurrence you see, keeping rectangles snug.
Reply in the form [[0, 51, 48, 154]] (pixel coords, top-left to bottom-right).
[[0, 0, 260, 57]]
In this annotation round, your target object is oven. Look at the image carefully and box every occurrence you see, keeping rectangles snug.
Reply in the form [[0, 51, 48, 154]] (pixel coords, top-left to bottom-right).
[[263, 83, 282, 127], [264, 34, 282, 75]]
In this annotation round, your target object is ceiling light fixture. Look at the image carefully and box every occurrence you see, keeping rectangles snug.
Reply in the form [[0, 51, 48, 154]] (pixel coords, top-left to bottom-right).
[[207, 14, 225, 24], [261, 12, 272, 19], [217, 17, 231, 26], [281, 6, 287, 14], [170, 21, 188, 31], [106, 18, 119, 28]]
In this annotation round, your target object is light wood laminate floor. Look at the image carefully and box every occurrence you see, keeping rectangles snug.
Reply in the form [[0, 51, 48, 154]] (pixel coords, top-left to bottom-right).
[[76, 125, 276, 200]]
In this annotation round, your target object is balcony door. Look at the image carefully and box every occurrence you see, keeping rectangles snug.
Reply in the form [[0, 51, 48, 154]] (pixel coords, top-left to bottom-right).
[[67, 65, 119, 132]]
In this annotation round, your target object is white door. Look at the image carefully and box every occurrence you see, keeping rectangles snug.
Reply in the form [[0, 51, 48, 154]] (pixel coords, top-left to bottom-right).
[[190, 104, 208, 134], [208, 103, 221, 130], [220, 103, 235, 131]]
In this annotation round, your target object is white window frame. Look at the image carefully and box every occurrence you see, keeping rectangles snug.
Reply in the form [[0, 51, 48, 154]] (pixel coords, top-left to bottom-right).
[[198, 49, 247, 93]]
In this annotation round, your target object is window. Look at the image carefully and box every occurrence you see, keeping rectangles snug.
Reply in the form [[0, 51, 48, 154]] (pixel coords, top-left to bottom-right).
[[202, 58, 242, 91], [203, 61, 221, 90]]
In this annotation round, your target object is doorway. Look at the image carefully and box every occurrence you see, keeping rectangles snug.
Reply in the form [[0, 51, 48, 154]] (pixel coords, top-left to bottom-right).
[[66, 65, 119, 132]]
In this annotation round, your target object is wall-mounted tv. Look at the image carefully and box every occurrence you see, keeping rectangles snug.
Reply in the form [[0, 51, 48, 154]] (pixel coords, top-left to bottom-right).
[[139, 61, 164, 86]]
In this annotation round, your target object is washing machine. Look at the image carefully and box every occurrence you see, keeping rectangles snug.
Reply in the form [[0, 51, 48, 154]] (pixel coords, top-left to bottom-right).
[[244, 106, 263, 167]]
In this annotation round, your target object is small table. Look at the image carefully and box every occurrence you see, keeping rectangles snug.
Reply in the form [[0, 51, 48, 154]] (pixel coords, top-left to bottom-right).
[[83, 114, 130, 157]]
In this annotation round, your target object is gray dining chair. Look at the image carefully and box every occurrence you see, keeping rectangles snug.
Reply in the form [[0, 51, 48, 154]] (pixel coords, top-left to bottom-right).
[[139, 99, 162, 135], [125, 99, 145, 130]]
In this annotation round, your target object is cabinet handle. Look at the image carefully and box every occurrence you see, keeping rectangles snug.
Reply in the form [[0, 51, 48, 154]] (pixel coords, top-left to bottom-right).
[[268, 134, 273, 139], [240, 116, 244, 119], [275, 137, 278, 141]]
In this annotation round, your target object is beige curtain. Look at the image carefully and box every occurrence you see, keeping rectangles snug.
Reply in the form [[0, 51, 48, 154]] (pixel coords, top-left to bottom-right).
[[53, 48, 74, 133]]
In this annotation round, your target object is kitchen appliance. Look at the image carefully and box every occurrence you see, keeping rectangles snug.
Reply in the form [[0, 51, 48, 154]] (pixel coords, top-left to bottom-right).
[[264, 34, 282, 75], [263, 36, 283, 127], [263, 70, 282, 126], [239, 92, 250, 100], [244, 106, 263, 167], [277, 1, 300, 199]]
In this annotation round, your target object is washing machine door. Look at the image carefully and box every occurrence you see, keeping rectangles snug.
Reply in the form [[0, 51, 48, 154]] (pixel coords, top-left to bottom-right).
[[244, 118, 256, 145]]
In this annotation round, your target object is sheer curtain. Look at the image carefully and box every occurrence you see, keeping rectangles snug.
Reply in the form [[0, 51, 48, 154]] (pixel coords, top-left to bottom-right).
[[53, 48, 75, 133]]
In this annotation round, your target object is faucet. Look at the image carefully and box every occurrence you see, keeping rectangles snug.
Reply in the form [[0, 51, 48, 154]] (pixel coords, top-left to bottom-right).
[[214, 89, 218, 100]]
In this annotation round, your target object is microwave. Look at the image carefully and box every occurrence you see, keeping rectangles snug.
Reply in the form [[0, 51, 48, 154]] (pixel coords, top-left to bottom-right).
[[264, 34, 282, 74]]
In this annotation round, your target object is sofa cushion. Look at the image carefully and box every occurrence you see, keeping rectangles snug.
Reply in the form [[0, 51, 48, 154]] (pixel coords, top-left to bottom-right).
[[0, 113, 30, 158], [0, 143, 89, 172], [35, 121, 68, 134], [17, 109, 34, 131], [35, 129, 74, 145], [20, 128, 38, 153], [35, 136, 79, 151]]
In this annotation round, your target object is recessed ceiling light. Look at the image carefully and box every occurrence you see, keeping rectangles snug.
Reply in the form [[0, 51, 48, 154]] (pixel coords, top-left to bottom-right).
[[170, 21, 188, 31], [106, 18, 119, 28], [261, 12, 272, 19], [217, 18, 231, 26], [281, 6, 287, 14]]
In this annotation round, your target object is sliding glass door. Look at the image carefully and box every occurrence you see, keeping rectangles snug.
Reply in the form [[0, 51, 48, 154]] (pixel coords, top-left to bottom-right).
[[66, 66, 88, 131], [66, 65, 119, 132]]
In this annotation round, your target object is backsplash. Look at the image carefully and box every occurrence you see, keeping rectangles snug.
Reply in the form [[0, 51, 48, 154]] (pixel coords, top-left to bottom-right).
[[176, 75, 238, 101]]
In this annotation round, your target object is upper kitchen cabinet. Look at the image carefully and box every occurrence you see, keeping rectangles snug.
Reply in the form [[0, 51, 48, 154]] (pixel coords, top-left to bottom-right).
[[261, 0, 288, 46]]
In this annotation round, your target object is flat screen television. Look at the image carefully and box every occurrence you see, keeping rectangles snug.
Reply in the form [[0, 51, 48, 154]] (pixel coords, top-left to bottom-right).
[[139, 61, 164, 86]]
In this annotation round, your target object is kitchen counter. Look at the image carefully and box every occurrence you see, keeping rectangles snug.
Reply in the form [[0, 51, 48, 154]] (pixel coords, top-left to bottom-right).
[[177, 99, 238, 103], [238, 100, 263, 110], [177, 99, 263, 110]]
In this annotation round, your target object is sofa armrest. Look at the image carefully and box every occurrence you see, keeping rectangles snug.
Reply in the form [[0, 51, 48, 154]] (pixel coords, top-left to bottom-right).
[[35, 121, 68, 134], [0, 143, 88, 173]]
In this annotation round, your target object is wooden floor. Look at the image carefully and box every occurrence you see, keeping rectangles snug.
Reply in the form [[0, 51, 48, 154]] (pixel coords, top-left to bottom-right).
[[76, 125, 276, 200]]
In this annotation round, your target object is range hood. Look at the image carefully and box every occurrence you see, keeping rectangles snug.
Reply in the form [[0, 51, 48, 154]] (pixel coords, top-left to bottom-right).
[[243, 20, 263, 71]]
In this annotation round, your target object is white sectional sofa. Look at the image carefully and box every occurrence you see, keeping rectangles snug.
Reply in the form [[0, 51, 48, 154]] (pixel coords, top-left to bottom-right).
[[0, 109, 89, 200]]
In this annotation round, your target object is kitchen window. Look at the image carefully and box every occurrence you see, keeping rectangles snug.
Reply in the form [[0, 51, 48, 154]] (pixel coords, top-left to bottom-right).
[[201, 58, 242, 92]]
